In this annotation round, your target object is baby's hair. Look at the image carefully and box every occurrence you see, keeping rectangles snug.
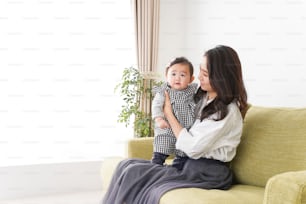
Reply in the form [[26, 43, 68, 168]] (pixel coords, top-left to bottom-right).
[[166, 57, 194, 77]]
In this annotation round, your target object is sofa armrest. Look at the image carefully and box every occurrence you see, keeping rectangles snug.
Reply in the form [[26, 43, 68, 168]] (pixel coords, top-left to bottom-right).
[[263, 170, 306, 204], [101, 138, 153, 190], [101, 138, 154, 190], [127, 137, 154, 160], [101, 157, 123, 190]]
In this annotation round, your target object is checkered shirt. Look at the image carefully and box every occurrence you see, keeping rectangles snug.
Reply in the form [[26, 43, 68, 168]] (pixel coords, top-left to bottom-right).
[[152, 82, 197, 156]]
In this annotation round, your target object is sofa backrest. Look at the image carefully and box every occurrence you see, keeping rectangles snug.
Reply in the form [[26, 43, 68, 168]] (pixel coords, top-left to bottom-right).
[[231, 106, 306, 187]]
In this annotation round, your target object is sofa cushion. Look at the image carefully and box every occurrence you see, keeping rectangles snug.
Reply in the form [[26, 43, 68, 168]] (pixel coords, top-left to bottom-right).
[[231, 106, 306, 187], [160, 185, 264, 204]]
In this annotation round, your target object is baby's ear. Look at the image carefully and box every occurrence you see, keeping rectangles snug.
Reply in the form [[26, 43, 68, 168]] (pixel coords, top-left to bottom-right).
[[190, 76, 195, 83]]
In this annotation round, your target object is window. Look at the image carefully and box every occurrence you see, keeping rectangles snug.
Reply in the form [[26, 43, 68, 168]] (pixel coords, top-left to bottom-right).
[[0, 0, 135, 166]]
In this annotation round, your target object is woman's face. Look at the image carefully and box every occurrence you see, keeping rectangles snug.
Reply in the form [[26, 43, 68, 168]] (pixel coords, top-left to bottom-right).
[[198, 56, 217, 98]]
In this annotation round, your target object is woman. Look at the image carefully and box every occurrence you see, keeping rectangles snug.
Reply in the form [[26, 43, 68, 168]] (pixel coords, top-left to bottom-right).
[[102, 45, 248, 204]]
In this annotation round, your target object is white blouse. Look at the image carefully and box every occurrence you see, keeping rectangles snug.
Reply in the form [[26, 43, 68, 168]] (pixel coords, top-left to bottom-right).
[[175, 100, 243, 162]]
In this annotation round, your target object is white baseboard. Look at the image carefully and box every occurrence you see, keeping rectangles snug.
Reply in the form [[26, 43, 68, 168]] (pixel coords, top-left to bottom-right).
[[0, 161, 103, 200]]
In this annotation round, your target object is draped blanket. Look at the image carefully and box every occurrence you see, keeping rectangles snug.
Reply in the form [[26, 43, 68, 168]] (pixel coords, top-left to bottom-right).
[[102, 158, 233, 204]]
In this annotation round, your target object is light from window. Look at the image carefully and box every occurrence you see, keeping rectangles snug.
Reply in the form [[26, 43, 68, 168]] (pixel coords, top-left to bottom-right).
[[0, 0, 136, 166]]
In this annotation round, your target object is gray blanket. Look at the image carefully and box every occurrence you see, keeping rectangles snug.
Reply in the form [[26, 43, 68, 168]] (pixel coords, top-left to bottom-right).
[[102, 158, 233, 204]]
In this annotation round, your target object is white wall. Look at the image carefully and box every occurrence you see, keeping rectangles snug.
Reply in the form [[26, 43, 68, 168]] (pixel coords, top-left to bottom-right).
[[157, 0, 186, 77], [0, 0, 133, 167], [159, 0, 306, 107]]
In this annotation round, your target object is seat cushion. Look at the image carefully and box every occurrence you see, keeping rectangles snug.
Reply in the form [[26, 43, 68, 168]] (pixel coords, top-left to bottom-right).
[[160, 185, 264, 204]]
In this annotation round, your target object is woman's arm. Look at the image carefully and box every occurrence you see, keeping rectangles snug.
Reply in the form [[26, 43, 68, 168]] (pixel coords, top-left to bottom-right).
[[164, 90, 243, 161], [163, 91, 183, 137], [176, 103, 243, 160]]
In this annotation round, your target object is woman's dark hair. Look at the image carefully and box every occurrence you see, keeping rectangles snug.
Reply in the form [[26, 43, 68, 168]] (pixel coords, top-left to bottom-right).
[[195, 45, 248, 121], [166, 57, 194, 77]]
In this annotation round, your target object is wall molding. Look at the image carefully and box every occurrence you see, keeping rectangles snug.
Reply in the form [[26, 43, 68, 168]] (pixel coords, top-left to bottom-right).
[[0, 161, 103, 200]]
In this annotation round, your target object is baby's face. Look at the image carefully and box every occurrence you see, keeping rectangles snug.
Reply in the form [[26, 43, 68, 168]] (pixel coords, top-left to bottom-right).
[[166, 63, 194, 90]]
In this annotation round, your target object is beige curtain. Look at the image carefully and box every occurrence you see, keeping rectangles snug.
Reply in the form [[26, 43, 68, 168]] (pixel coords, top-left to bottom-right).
[[132, 0, 160, 73], [131, 0, 160, 137]]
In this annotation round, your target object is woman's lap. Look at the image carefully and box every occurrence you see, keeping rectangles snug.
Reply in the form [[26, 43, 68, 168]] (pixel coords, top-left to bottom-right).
[[103, 158, 233, 204]]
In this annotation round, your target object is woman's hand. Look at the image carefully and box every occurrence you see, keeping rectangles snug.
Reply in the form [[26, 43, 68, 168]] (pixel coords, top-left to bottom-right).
[[163, 91, 173, 119], [163, 91, 183, 138], [155, 117, 170, 129]]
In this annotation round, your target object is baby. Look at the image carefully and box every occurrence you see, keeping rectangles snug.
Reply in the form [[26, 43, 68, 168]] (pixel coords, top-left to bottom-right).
[[152, 57, 197, 170]]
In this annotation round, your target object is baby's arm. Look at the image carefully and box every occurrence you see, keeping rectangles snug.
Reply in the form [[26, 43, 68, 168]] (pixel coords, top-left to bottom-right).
[[152, 92, 169, 129]]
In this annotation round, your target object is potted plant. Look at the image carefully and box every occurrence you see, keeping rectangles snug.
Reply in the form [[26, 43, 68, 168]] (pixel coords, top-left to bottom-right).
[[115, 67, 161, 137]]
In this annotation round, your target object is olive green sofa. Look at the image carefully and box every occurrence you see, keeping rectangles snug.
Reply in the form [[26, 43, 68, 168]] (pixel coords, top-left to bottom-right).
[[101, 105, 306, 204]]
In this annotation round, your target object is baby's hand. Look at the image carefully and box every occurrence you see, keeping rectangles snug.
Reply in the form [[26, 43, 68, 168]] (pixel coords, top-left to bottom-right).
[[155, 117, 170, 129]]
